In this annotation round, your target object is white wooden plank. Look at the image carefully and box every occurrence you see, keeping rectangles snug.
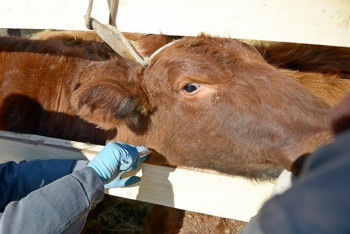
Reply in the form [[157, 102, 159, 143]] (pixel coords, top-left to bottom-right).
[[0, 0, 349, 47], [0, 130, 274, 222]]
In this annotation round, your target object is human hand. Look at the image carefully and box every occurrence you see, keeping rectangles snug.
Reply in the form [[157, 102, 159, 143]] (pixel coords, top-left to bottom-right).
[[88, 142, 149, 188]]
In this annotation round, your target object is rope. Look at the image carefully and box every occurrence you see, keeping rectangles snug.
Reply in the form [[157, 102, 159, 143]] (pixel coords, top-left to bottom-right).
[[84, 0, 94, 29], [109, 0, 118, 26], [84, 0, 149, 66]]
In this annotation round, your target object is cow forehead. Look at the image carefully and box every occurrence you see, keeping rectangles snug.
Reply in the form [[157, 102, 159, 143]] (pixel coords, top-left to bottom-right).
[[148, 36, 262, 66], [147, 38, 262, 81]]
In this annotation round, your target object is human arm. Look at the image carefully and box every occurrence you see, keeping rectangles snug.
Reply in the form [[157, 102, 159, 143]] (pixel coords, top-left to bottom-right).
[[0, 166, 103, 234], [0, 159, 87, 211], [0, 142, 148, 234]]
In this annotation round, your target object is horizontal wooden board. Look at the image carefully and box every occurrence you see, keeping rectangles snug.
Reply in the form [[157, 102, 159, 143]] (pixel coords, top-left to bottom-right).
[[0, 130, 275, 222], [0, 0, 349, 47]]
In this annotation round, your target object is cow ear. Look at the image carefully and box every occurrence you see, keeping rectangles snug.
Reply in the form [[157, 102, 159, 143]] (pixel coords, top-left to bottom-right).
[[71, 66, 152, 134]]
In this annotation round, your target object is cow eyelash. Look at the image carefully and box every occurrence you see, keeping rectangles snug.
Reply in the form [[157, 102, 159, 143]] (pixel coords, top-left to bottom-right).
[[183, 83, 200, 94]]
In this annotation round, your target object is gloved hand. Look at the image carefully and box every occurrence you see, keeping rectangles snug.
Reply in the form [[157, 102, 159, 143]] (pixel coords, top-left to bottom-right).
[[88, 142, 148, 188]]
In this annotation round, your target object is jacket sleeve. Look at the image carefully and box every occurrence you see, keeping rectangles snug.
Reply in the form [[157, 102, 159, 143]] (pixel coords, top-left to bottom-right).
[[0, 159, 88, 211], [0, 167, 104, 234]]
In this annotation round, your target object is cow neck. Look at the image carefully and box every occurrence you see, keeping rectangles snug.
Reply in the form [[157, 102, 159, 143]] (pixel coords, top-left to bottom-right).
[[281, 130, 333, 173]]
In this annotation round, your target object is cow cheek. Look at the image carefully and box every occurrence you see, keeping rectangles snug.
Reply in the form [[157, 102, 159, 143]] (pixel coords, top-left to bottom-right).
[[146, 92, 228, 166]]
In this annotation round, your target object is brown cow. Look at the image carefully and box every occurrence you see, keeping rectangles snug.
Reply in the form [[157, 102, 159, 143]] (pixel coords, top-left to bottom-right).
[[0, 34, 334, 177], [1, 33, 350, 233]]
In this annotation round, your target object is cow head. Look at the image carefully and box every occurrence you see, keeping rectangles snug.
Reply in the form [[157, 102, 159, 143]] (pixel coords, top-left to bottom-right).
[[71, 35, 331, 180]]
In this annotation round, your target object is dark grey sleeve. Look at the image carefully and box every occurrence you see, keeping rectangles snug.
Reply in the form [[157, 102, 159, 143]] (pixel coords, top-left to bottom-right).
[[0, 159, 88, 211], [0, 167, 104, 234]]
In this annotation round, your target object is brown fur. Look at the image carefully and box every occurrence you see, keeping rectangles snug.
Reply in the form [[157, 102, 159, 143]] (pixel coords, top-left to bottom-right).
[[32, 30, 180, 59], [282, 69, 350, 106], [0, 36, 105, 61], [1, 33, 350, 234], [254, 42, 350, 79]]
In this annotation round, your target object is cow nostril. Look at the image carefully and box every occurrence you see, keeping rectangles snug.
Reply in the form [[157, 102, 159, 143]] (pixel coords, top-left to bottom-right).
[[183, 83, 200, 93]]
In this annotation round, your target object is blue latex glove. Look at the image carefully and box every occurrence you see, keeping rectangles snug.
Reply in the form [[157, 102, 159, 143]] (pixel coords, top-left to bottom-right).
[[87, 142, 148, 188]]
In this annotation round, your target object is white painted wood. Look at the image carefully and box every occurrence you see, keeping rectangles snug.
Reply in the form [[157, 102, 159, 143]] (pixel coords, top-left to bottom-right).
[[0, 0, 349, 47], [0, 130, 275, 222]]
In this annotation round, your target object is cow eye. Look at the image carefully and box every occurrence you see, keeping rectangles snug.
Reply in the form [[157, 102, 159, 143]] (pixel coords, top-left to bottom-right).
[[183, 83, 200, 93]]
